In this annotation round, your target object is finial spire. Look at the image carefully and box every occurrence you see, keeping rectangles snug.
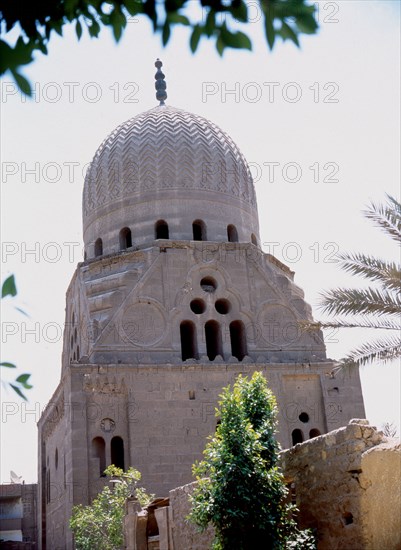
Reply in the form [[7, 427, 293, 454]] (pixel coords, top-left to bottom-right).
[[155, 58, 167, 105]]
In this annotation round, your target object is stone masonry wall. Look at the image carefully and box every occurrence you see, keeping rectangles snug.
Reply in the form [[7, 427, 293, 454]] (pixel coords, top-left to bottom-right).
[[168, 482, 215, 550], [280, 419, 401, 550]]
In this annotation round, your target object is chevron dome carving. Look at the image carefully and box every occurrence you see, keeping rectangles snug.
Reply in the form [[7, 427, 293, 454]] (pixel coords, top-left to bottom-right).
[[83, 105, 256, 218]]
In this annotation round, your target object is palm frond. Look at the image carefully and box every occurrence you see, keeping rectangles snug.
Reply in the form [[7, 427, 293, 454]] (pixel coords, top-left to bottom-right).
[[338, 335, 401, 368], [306, 318, 401, 331], [363, 195, 401, 244], [319, 287, 401, 317], [337, 252, 401, 292]]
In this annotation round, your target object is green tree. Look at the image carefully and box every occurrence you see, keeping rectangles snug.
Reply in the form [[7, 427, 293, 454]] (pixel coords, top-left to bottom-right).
[[70, 465, 153, 550], [311, 195, 401, 369], [189, 372, 315, 550], [0, 0, 318, 95], [1, 274, 32, 400]]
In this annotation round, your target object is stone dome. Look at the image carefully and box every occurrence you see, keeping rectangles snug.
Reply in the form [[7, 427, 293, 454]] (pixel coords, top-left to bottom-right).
[[83, 104, 260, 257]]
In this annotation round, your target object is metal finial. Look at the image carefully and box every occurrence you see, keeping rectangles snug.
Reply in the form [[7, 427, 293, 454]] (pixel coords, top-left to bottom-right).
[[155, 58, 167, 105]]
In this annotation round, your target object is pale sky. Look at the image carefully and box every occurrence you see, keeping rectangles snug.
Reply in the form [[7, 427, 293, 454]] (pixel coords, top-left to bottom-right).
[[1, 0, 400, 483]]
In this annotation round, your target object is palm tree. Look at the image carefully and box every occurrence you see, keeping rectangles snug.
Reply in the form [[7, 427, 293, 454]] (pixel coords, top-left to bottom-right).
[[312, 195, 401, 369]]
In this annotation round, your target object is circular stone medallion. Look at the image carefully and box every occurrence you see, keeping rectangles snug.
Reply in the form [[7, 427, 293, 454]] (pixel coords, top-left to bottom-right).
[[121, 301, 166, 346]]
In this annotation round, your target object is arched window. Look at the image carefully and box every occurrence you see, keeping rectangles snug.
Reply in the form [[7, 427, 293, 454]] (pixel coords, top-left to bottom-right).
[[291, 429, 304, 445], [309, 429, 321, 439], [91, 437, 106, 477], [205, 320, 223, 361], [229, 320, 247, 361], [155, 220, 169, 239], [227, 224, 238, 243], [251, 233, 257, 246], [180, 321, 198, 361], [94, 238, 103, 257], [111, 436, 125, 470], [193, 220, 207, 241], [119, 227, 132, 250]]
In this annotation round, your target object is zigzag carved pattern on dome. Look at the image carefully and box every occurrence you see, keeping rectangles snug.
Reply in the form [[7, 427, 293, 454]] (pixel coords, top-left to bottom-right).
[[83, 106, 256, 217]]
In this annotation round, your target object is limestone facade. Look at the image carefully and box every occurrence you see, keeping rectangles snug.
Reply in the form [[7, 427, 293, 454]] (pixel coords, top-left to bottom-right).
[[37, 81, 365, 549]]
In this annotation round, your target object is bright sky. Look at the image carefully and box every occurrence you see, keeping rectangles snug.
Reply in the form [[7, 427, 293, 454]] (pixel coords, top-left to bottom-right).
[[1, 0, 400, 483]]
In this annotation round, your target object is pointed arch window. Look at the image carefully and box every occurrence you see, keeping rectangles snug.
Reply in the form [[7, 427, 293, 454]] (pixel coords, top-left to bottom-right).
[[229, 320, 247, 361], [251, 233, 257, 246], [155, 220, 169, 239], [180, 321, 198, 360], [94, 238, 103, 257], [193, 220, 207, 241], [227, 224, 239, 243], [205, 320, 223, 361], [119, 227, 132, 250]]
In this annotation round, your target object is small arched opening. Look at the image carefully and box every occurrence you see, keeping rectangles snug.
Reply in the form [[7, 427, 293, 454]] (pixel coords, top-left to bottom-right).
[[155, 220, 169, 239], [91, 437, 106, 477], [205, 320, 223, 361], [193, 220, 207, 241], [291, 429, 304, 445], [119, 227, 132, 250], [94, 238, 103, 257], [229, 320, 247, 361], [251, 233, 257, 246], [227, 224, 239, 243], [111, 436, 125, 470], [309, 429, 321, 439], [180, 321, 198, 361]]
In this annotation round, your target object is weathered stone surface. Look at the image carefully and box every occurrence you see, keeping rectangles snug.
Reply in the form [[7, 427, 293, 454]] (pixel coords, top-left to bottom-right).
[[280, 421, 400, 550], [169, 482, 215, 550]]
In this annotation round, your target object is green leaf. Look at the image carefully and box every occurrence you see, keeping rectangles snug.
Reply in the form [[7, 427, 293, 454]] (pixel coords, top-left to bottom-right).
[[168, 13, 190, 25], [12, 71, 32, 96], [216, 34, 225, 56], [0, 362, 16, 368], [89, 20, 101, 38], [231, 0, 248, 23], [10, 384, 27, 401], [264, 12, 275, 50], [76, 20, 83, 40], [279, 22, 299, 46], [162, 21, 171, 46], [296, 13, 318, 34], [190, 25, 202, 53], [204, 10, 216, 38], [2, 275, 17, 298], [110, 8, 127, 42], [220, 24, 252, 51], [16, 374, 33, 388]]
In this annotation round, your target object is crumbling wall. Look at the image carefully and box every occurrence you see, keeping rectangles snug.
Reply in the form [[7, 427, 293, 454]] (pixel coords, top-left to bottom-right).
[[280, 419, 400, 549], [168, 482, 215, 550]]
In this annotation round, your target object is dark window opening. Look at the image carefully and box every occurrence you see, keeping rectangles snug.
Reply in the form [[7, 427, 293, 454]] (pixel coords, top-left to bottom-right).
[[193, 220, 207, 241], [190, 299, 206, 314], [215, 299, 230, 314], [251, 233, 257, 246], [227, 224, 239, 243], [119, 227, 132, 250], [309, 428, 321, 438], [180, 321, 198, 361], [155, 220, 169, 239], [94, 238, 103, 257], [291, 429, 304, 445], [205, 320, 223, 361], [111, 436, 125, 470], [343, 512, 354, 526], [200, 276, 217, 293], [92, 437, 106, 477], [229, 320, 247, 361], [299, 412, 310, 423], [55, 448, 58, 470]]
